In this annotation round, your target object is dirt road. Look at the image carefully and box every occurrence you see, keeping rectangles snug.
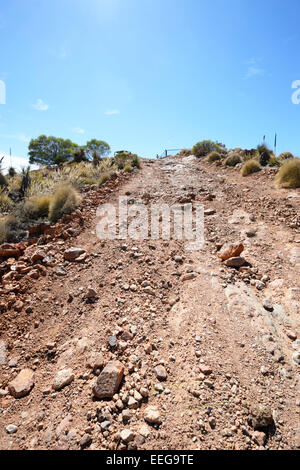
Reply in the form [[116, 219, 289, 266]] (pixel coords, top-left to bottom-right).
[[0, 155, 299, 450]]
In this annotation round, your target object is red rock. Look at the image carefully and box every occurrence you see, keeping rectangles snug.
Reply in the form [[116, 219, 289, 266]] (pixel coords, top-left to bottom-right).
[[286, 330, 297, 341], [225, 257, 246, 268], [199, 365, 212, 375], [0, 244, 21, 259], [31, 250, 46, 263], [8, 369, 35, 398], [64, 247, 86, 261], [93, 361, 124, 399], [28, 270, 40, 280], [218, 243, 244, 261], [14, 300, 24, 312]]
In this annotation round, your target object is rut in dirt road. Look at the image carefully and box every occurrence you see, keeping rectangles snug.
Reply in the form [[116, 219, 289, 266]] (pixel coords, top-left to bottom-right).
[[0, 155, 299, 450]]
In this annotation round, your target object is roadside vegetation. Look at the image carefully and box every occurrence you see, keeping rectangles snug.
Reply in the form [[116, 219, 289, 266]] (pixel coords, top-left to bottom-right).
[[188, 140, 299, 187], [0, 136, 141, 243]]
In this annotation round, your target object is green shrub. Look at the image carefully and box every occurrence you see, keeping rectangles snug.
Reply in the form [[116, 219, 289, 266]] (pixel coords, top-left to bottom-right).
[[274, 159, 300, 189], [8, 167, 17, 178], [98, 172, 111, 186], [278, 152, 294, 160], [48, 185, 80, 222], [256, 144, 271, 166], [131, 154, 141, 168], [241, 159, 261, 176], [205, 151, 222, 163], [225, 153, 242, 167], [268, 156, 281, 167], [124, 164, 133, 173], [192, 140, 226, 158], [114, 152, 130, 170]]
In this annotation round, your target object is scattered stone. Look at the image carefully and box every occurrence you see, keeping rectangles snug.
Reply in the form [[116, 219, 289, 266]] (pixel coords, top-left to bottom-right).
[[6, 425, 18, 434], [139, 425, 150, 438], [199, 365, 212, 375], [292, 351, 300, 366], [120, 429, 135, 443], [144, 406, 161, 425], [86, 353, 105, 371], [64, 247, 86, 261], [245, 229, 256, 238], [154, 365, 167, 381], [250, 404, 273, 430], [252, 431, 266, 446], [255, 280, 265, 291], [286, 330, 297, 341], [52, 369, 74, 391], [80, 434, 92, 448], [108, 336, 118, 349], [204, 208, 216, 216], [181, 273, 197, 282], [218, 243, 244, 261], [54, 266, 67, 276], [225, 257, 246, 268], [263, 299, 273, 311], [86, 287, 97, 300], [8, 369, 35, 398], [93, 361, 124, 399]]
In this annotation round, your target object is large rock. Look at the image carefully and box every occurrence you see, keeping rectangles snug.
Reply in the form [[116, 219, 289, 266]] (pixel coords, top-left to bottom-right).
[[0, 243, 23, 259], [225, 257, 246, 268], [144, 405, 161, 425], [64, 247, 86, 261], [52, 369, 74, 391], [92, 361, 124, 399], [250, 404, 273, 430], [8, 368, 35, 398], [154, 365, 167, 381], [218, 243, 244, 261]]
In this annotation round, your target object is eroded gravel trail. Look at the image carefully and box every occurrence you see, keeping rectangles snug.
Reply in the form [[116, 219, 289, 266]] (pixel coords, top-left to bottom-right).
[[0, 156, 299, 450]]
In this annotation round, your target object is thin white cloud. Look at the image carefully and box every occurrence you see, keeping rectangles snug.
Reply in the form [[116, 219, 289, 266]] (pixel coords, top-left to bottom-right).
[[32, 99, 49, 111], [71, 127, 85, 134], [105, 109, 120, 115], [244, 58, 265, 79]]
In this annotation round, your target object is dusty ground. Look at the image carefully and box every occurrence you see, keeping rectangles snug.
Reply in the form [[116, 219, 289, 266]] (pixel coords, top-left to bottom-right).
[[0, 155, 299, 450]]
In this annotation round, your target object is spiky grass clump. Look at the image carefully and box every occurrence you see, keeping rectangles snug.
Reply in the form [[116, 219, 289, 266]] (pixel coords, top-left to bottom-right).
[[48, 185, 80, 222], [241, 159, 261, 176], [268, 156, 281, 167], [225, 153, 242, 167], [98, 172, 111, 187], [192, 140, 226, 158], [0, 192, 14, 212], [23, 195, 52, 220], [205, 151, 222, 163], [274, 159, 300, 189], [0, 215, 17, 243], [278, 152, 294, 161]]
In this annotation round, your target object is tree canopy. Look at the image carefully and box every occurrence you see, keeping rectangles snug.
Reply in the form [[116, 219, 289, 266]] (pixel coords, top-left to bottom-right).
[[29, 135, 79, 166], [28, 136, 111, 166], [85, 139, 110, 160]]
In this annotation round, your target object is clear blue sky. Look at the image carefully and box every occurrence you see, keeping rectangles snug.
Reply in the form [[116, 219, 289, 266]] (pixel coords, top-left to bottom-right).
[[1, 0, 300, 168]]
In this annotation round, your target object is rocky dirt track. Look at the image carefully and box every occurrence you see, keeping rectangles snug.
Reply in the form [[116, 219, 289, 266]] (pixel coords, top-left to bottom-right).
[[0, 155, 299, 450]]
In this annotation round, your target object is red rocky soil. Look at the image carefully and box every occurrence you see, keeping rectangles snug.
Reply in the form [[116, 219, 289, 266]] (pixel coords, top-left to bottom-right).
[[0, 155, 299, 450]]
